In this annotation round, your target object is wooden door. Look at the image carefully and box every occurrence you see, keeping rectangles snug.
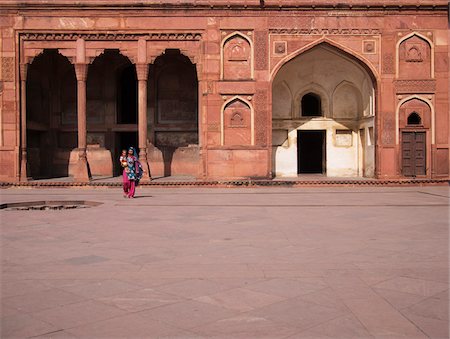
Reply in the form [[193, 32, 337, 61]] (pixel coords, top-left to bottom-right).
[[402, 132, 426, 177]]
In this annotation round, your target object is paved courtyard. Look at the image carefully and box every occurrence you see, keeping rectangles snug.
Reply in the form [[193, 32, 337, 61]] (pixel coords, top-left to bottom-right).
[[1, 186, 449, 338]]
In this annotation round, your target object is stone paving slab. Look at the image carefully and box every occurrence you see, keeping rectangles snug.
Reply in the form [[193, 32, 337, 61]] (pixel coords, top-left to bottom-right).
[[0, 186, 449, 338]]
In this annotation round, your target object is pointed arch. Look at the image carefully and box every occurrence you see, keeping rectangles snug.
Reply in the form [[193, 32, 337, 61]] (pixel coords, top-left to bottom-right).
[[396, 32, 434, 78], [220, 31, 254, 80], [270, 38, 379, 85], [220, 96, 254, 146], [396, 95, 434, 144]]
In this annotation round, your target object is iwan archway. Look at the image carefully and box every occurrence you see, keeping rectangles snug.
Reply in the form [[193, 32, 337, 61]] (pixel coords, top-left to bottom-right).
[[272, 43, 376, 178]]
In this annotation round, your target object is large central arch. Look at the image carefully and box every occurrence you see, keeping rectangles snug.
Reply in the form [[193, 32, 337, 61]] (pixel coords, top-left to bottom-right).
[[271, 42, 377, 178]]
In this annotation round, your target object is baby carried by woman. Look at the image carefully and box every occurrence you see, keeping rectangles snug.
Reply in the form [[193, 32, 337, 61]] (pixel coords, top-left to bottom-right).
[[120, 147, 143, 198]]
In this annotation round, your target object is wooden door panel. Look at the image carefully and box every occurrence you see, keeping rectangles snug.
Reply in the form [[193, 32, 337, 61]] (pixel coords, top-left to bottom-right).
[[402, 132, 426, 177]]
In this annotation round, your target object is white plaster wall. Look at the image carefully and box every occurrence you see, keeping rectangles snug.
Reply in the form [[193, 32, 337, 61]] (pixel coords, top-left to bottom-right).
[[272, 44, 375, 178], [327, 128, 358, 177]]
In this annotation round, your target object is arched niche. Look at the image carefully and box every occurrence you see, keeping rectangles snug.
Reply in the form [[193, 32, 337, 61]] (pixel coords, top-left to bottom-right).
[[301, 93, 322, 117], [221, 32, 253, 80], [294, 83, 330, 118], [332, 81, 363, 120], [397, 33, 433, 79], [272, 81, 292, 119], [26, 49, 76, 179], [221, 97, 253, 146]]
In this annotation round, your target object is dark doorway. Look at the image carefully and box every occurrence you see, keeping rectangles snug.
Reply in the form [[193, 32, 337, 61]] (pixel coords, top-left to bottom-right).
[[402, 131, 426, 177], [114, 132, 138, 176], [298, 130, 326, 174]]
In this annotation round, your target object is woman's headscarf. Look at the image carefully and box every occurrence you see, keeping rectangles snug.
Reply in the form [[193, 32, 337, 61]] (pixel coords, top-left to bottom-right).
[[128, 146, 138, 159]]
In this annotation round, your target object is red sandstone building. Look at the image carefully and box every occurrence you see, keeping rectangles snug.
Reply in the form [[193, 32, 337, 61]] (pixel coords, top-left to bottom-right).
[[0, 1, 449, 182]]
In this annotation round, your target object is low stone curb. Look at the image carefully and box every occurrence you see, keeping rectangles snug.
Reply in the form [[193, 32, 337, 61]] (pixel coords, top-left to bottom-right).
[[0, 178, 448, 188]]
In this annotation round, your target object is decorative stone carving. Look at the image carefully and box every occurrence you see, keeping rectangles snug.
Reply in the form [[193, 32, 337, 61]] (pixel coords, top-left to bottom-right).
[[405, 44, 424, 62], [394, 79, 436, 94], [274, 41, 287, 55], [230, 112, 244, 127], [382, 116, 394, 145], [2, 57, 15, 82], [382, 53, 395, 74], [255, 89, 268, 146], [363, 40, 376, 54], [136, 63, 149, 81], [269, 28, 381, 35], [254, 31, 268, 70], [20, 32, 202, 41]]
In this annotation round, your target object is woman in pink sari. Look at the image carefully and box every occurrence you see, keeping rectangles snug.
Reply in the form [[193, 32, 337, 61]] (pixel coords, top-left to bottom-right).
[[121, 147, 143, 198]]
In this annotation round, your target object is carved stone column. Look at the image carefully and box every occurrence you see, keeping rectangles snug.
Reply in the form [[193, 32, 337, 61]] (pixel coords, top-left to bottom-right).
[[73, 63, 90, 182], [136, 63, 151, 181], [19, 63, 29, 181]]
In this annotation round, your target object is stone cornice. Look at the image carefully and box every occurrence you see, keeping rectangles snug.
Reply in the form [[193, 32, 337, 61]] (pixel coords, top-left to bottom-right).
[[19, 31, 202, 41], [0, 1, 448, 13]]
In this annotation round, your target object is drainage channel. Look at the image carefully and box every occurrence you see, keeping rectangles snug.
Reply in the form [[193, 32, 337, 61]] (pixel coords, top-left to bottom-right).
[[0, 201, 102, 211]]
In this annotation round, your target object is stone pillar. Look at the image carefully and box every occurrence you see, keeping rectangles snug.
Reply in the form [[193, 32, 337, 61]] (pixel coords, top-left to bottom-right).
[[19, 63, 29, 181], [136, 62, 151, 181], [74, 62, 90, 182]]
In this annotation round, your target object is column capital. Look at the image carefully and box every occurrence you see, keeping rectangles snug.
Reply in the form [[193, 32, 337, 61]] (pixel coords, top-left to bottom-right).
[[19, 63, 28, 81], [136, 63, 149, 81], [75, 63, 88, 81]]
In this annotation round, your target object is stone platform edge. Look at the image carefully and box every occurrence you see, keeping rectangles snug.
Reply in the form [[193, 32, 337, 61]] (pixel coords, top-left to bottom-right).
[[0, 178, 449, 188]]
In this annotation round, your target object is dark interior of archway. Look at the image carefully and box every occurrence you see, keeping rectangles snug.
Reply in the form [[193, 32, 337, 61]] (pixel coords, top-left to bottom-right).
[[117, 64, 137, 124], [150, 49, 199, 176], [26, 49, 76, 179], [298, 130, 326, 174], [87, 50, 138, 177]]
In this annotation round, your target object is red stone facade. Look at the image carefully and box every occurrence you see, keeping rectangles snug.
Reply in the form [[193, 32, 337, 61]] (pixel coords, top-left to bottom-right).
[[0, 1, 448, 181]]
